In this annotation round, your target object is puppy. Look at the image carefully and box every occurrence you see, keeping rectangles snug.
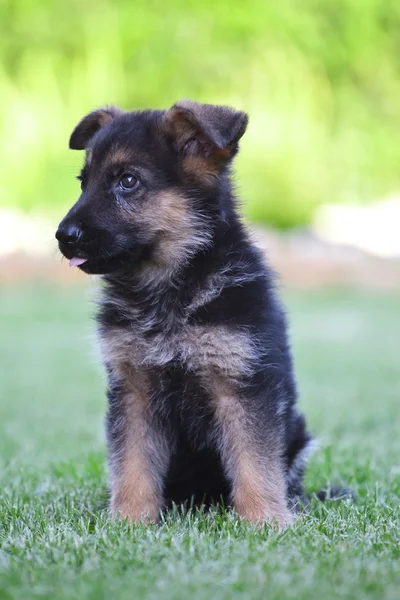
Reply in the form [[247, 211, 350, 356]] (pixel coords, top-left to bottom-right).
[[56, 100, 313, 528]]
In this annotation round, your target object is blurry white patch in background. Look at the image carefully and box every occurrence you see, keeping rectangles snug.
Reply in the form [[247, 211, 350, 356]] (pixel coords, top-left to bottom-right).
[[314, 197, 400, 258], [0, 199, 399, 263], [0, 208, 55, 257], [1, 203, 399, 289]]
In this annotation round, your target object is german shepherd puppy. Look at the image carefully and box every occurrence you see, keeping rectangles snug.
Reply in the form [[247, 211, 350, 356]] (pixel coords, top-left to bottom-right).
[[56, 100, 313, 528]]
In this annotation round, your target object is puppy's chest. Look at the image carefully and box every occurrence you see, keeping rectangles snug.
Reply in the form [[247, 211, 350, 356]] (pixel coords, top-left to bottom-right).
[[100, 321, 255, 380]]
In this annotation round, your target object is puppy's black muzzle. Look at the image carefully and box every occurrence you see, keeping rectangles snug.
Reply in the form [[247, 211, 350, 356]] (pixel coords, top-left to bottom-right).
[[56, 217, 102, 259], [55, 222, 83, 246]]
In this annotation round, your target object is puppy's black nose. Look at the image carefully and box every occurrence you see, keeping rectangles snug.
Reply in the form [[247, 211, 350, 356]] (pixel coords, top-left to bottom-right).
[[56, 223, 83, 245]]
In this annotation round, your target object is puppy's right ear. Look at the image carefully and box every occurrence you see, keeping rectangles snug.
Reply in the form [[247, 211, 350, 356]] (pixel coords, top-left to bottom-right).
[[69, 106, 123, 150]]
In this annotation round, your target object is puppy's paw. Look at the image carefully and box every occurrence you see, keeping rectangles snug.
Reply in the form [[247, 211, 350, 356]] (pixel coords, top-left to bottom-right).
[[235, 500, 294, 531], [111, 493, 161, 524]]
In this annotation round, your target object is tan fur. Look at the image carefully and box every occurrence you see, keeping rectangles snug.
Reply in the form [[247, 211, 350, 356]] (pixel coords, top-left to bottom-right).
[[182, 155, 225, 184], [111, 431, 161, 523], [209, 377, 293, 529], [142, 190, 195, 266], [117, 189, 211, 282], [104, 146, 134, 167], [108, 364, 169, 523], [179, 325, 257, 377], [233, 454, 292, 528], [100, 323, 256, 377]]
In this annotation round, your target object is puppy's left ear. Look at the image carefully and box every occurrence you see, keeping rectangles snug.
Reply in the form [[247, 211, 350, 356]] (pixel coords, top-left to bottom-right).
[[69, 106, 123, 150], [163, 100, 248, 168]]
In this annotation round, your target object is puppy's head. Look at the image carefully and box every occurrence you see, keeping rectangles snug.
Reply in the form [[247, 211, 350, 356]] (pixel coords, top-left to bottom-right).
[[56, 100, 248, 275]]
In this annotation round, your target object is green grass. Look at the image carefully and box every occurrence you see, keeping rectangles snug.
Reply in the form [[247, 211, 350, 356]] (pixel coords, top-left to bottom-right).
[[1, 284, 399, 599]]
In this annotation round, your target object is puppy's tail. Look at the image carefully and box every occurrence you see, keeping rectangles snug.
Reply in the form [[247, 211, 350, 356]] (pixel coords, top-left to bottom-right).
[[296, 486, 354, 512], [313, 486, 355, 502]]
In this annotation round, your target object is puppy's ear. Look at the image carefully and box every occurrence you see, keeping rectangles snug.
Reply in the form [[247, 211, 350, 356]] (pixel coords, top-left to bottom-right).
[[163, 99, 248, 168], [69, 106, 123, 150]]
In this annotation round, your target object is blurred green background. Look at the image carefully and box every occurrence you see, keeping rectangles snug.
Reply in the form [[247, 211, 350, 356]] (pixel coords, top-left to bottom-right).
[[1, 0, 400, 228]]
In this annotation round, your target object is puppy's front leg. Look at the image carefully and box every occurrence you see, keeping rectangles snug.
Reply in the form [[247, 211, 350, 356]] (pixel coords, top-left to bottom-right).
[[106, 379, 170, 523], [213, 383, 293, 529]]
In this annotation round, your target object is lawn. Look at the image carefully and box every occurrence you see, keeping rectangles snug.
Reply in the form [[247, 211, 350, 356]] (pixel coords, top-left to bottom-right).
[[0, 284, 399, 599]]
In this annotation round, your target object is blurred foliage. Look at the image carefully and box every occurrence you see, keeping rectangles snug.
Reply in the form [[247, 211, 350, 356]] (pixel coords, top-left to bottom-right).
[[1, 0, 400, 227]]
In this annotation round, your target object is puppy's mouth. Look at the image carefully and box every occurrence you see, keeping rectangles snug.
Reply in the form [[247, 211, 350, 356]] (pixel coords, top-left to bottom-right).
[[65, 251, 135, 275], [60, 245, 152, 275], [69, 257, 88, 268]]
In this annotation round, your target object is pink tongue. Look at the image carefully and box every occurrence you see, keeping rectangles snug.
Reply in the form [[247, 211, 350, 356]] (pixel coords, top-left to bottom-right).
[[69, 257, 88, 267]]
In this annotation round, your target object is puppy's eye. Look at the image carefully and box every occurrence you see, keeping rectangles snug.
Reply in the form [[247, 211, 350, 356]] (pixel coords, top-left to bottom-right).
[[119, 174, 139, 191]]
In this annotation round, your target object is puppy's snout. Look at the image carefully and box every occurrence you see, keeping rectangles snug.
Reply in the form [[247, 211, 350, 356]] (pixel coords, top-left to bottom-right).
[[56, 223, 83, 246]]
